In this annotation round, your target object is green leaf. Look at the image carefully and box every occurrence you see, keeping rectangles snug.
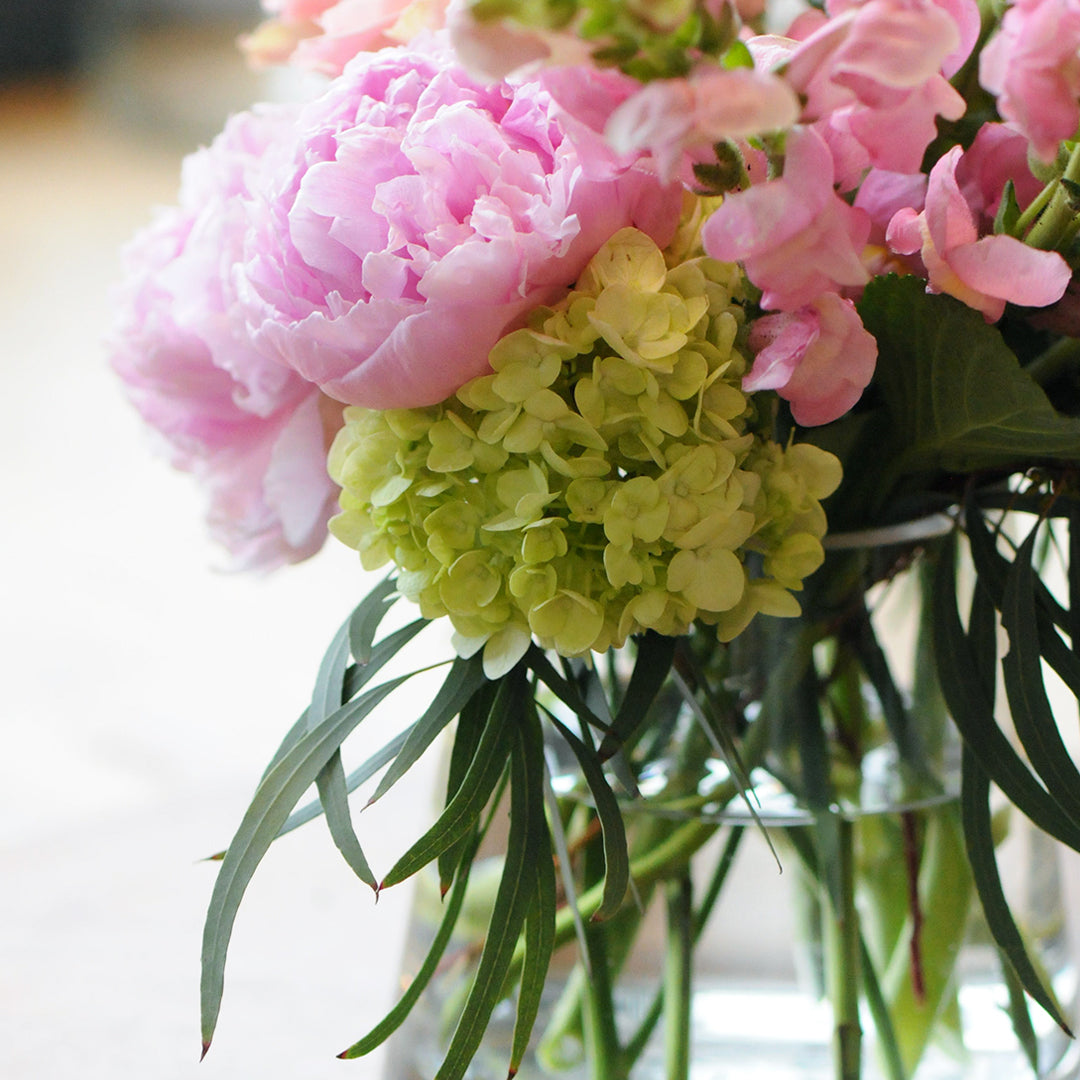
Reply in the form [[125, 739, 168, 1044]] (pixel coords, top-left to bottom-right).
[[277, 726, 415, 838], [961, 746, 1073, 1034], [998, 949, 1040, 1073], [345, 619, 428, 698], [347, 575, 399, 664], [200, 674, 413, 1053], [309, 614, 376, 888], [310, 615, 352, 732], [931, 531, 1080, 852], [858, 276, 1080, 479], [438, 681, 499, 892], [525, 645, 610, 736], [380, 680, 514, 891], [510, 828, 557, 1076], [965, 499, 1080, 695], [1001, 524, 1080, 828], [337, 829, 482, 1059], [597, 632, 677, 762], [315, 750, 377, 889], [435, 674, 544, 1080], [368, 655, 489, 807], [546, 713, 630, 922]]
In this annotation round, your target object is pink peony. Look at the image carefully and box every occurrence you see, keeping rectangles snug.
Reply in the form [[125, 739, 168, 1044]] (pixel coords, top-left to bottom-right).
[[238, 39, 683, 409], [243, 0, 449, 73], [745, 293, 877, 426], [701, 125, 871, 311], [980, 0, 1080, 162], [886, 144, 1072, 321], [110, 107, 339, 570]]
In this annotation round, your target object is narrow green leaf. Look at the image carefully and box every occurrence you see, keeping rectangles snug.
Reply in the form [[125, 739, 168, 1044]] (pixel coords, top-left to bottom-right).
[[597, 632, 677, 761], [961, 746, 1073, 1034], [348, 575, 399, 664], [277, 725, 414, 838], [1001, 525, 1080, 827], [510, 828, 557, 1076], [344, 619, 428, 698], [547, 713, 630, 922], [258, 709, 310, 784], [381, 681, 514, 891], [369, 655, 489, 807], [435, 676, 544, 1080], [200, 674, 413, 1052], [860, 938, 907, 1080], [966, 498, 1080, 696], [525, 645, 610, 736], [998, 949, 1040, 1073], [315, 750, 376, 889], [439, 681, 499, 891], [310, 616, 352, 731], [310, 614, 377, 887], [337, 829, 482, 1059], [931, 532, 1080, 851]]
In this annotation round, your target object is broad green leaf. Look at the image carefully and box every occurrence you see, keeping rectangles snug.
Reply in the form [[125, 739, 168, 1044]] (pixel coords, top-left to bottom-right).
[[201, 674, 413, 1053], [380, 681, 513, 891], [337, 829, 482, 1059], [597, 632, 677, 762], [1001, 525, 1080, 828], [510, 827, 557, 1075], [369, 655, 489, 807], [961, 746, 1073, 1034], [435, 676, 544, 1080], [858, 276, 1080, 478], [931, 532, 1080, 851], [348, 575, 399, 664], [547, 713, 630, 921]]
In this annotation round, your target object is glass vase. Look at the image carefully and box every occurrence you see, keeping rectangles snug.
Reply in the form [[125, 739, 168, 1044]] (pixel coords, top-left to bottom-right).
[[382, 741, 1079, 1080]]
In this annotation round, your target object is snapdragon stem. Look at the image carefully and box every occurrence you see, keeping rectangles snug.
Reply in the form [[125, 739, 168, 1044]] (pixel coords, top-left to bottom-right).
[[828, 817, 863, 1080], [1024, 140, 1080, 251], [664, 875, 694, 1080]]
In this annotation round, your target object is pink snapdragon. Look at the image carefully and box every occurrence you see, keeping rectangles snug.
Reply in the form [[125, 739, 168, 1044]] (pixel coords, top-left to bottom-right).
[[110, 107, 339, 569], [746, 293, 877, 426], [701, 126, 871, 311], [886, 144, 1072, 321], [603, 67, 800, 183], [980, 0, 1080, 162], [760, 0, 972, 181], [238, 39, 683, 410]]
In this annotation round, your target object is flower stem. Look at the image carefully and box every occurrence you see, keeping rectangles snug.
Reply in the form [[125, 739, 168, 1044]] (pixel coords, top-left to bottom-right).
[[1024, 141, 1080, 252], [828, 817, 863, 1080], [663, 875, 694, 1080]]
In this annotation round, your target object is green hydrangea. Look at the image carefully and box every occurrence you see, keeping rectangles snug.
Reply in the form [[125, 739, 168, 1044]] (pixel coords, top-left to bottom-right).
[[328, 228, 841, 677]]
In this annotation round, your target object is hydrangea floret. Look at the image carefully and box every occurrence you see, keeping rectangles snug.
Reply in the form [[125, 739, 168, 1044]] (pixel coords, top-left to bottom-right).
[[328, 228, 841, 676]]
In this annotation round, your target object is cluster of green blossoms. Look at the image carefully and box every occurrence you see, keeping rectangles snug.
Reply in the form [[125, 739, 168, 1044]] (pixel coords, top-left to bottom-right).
[[328, 228, 841, 676]]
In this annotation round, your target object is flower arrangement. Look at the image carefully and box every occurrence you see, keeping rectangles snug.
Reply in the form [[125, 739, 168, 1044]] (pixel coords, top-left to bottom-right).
[[112, 1, 1080, 1078]]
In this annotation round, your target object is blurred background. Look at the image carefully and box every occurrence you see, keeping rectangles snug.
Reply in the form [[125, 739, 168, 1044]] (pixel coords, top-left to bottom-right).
[[0, 3, 436, 1077]]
